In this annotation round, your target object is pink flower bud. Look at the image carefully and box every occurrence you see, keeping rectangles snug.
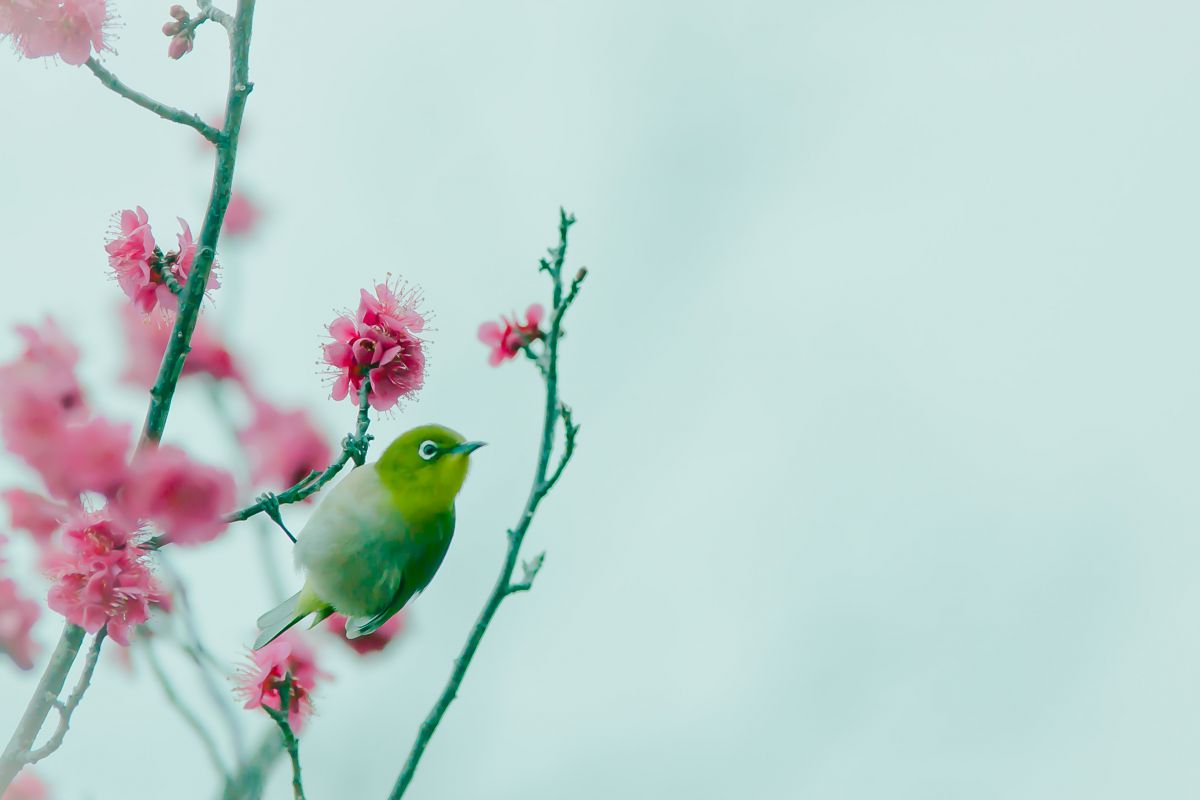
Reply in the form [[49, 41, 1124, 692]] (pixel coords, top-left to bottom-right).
[[168, 33, 194, 60], [169, 4, 189, 20], [162, 20, 182, 35]]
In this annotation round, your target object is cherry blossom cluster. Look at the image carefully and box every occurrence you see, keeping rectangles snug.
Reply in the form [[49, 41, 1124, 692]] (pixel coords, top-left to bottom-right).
[[0, 0, 108, 66], [478, 304, 546, 365], [106, 207, 219, 318], [324, 280, 427, 411]]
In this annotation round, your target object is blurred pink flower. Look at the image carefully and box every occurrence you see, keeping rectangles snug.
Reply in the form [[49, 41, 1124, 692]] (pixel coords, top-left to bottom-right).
[[324, 611, 406, 656], [324, 279, 426, 411], [222, 191, 262, 238], [477, 304, 545, 366], [2, 489, 68, 543], [118, 445, 235, 547], [34, 416, 131, 501], [7, 0, 108, 65], [0, 577, 40, 670], [0, 319, 87, 465], [45, 514, 159, 646], [119, 305, 239, 386], [238, 399, 331, 491], [2, 769, 49, 800], [166, 30, 191, 59], [235, 633, 328, 732]]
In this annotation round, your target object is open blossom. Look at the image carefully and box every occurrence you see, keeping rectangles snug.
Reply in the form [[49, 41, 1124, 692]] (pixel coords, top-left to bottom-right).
[[106, 211, 219, 316], [3, 0, 109, 66], [235, 633, 328, 732], [323, 279, 426, 411], [45, 515, 160, 646], [119, 305, 239, 386], [2, 489, 68, 543], [477, 304, 545, 366], [1, 770, 49, 800], [0, 577, 40, 670], [325, 611, 406, 656], [238, 399, 332, 491], [118, 445, 236, 546]]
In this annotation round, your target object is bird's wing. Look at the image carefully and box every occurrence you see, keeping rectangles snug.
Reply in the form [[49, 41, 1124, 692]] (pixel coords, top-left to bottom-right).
[[344, 578, 410, 639]]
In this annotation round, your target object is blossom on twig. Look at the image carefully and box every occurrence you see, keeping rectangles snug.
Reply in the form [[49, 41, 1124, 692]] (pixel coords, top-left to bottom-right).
[[477, 304, 545, 365], [235, 633, 328, 732]]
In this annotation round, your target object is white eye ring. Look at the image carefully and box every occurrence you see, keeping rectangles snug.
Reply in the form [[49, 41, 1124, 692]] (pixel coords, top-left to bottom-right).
[[418, 440, 439, 461]]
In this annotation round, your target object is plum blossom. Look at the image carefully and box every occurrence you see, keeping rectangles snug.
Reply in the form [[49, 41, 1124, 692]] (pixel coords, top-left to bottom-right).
[[323, 279, 426, 412], [119, 305, 239, 387], [235, 633, 328, 732], [0, 318, 87, 465], [325, 611, 406, 656], [2, 0, 109, 66], [35, 416, 131, 500], [1, 770, 49, 800], [222, 191, 261, 237], [0, 577, 40, 670], [45, 514, 161, 646], [2, 489, 68, 543], [238, 399, 332, 491], [118, 445, 236, 546], [477, 304, 545, 366], [105, 210, 219, 316]]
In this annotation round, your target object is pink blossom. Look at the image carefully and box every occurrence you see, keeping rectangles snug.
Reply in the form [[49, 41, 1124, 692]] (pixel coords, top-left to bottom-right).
[[238, 399, 332, 491], [34, 416, 131, 501], [2, 489, 68, 543], [235, 633, 328, 732], [0, 577, 40, 670], [105, 206, 170, 315], [477, 304, 545, 366], [0, 318, 87, 471], [2, 770, 49, 800], [119, 305, 239, 386], [222, 191, 262, 237], [118, 445, 235, 546], [325, 611, 406, 655], [323, 279, 426, 411], [45, 515, 159, 646], [7, 0, 108, 65]]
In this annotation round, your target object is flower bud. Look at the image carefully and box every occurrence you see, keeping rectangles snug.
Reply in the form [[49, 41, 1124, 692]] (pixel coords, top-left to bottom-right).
[[162, 20, 182, 35], [168, 33, 194, 60], [169, 4, 189, 20]]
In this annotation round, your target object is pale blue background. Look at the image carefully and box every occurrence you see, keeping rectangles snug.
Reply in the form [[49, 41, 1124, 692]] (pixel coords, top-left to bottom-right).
[[2, 1, 1199, 797]]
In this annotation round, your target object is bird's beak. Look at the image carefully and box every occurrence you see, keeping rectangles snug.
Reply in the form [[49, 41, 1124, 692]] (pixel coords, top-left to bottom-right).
[[448, 441, 487, 456]]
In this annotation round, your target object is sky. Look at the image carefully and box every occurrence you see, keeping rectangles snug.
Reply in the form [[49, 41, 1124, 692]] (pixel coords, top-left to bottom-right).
[[2, 0, 1200, 798]]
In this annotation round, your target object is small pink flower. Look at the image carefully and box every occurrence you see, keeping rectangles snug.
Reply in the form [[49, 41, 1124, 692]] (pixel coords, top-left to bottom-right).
[[477, 304, 545, 366], [12, 0, 108, 66], [162, 217, 220, 307], [0, 577, 41, 670], [0, 319, 88, 476], [118, 305, 239, 387], [323, 279, 426, 412], [325, 611, 406, 656], [2, 769, 49, 800], [235, 633, 328, 732], [238, 399, 332, 491], [106, 207, 169, 315], [118, 445, 236, 547], [223, 191, 262, 237], [2, 489, 68, 543], [45, 514, 159, 646], [34, 416, 131, 501]]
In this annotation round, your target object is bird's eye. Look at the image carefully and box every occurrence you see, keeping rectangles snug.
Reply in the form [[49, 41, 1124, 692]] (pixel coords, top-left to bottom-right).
[[418, 440, 439, 461]]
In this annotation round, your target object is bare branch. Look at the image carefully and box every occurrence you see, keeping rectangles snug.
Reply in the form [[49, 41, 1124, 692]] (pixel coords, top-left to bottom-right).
[[25, 628, 107, 765], [84, 59, 223, 143]]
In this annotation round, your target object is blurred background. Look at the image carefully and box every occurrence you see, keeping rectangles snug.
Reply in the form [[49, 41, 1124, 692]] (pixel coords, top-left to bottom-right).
[[3, 0, 1200, 797]]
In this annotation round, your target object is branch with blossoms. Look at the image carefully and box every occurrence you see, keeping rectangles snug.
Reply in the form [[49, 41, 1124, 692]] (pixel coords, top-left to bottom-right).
[[1, 4, 587, 800]]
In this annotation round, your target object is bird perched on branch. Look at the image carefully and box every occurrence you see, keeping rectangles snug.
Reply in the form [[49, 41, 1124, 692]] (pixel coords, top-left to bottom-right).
[[253, 425, 485, 649]]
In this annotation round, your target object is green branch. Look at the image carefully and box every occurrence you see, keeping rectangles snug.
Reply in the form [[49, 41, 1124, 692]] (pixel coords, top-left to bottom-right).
[[387, 209, 585, 798], [262, 678, 306, 800], [85, 58, 223, 143]]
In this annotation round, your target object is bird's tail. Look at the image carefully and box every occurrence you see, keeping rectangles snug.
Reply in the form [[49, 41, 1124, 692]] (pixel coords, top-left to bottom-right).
[[254, 587, 329, 650]]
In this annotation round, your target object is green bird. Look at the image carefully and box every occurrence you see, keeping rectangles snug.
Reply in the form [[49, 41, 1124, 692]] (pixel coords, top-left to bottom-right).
[[253, 424, 485, 649]]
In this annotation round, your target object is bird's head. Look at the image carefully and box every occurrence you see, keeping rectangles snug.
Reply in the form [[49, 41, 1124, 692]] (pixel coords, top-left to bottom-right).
[[376, 424, 485, 514]]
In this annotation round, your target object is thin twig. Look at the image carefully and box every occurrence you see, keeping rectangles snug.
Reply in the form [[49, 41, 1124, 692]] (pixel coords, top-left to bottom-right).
[[388, 209, 583, 798], [25, 628, 107, 765], [219, 729, 284, 800], [262, 679, 305, 800], [84, 58, 223, 143], [226, 378, 374, 528], [144, 640, 230, 781]]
